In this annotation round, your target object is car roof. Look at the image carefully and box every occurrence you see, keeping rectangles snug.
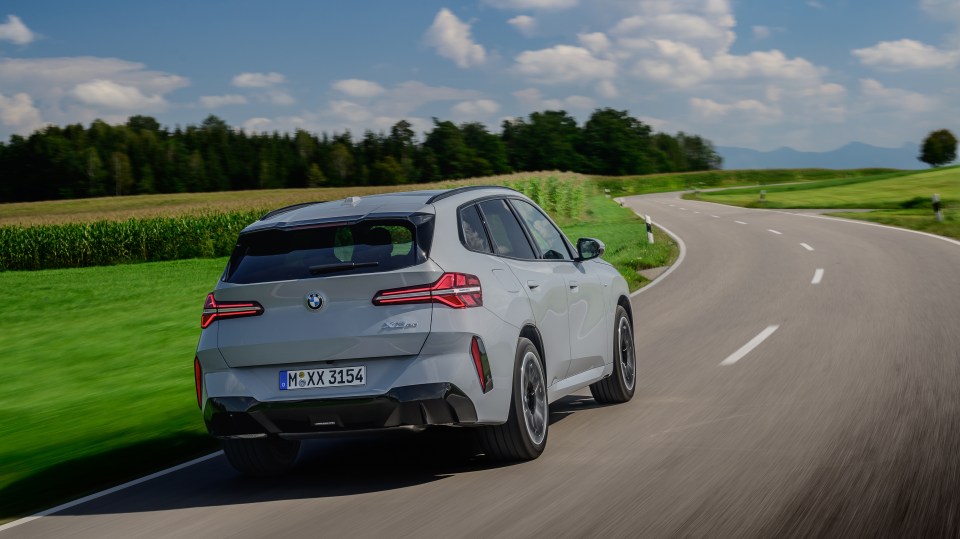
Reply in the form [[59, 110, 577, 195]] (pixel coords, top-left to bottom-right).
[[243, 186, 521, 233]]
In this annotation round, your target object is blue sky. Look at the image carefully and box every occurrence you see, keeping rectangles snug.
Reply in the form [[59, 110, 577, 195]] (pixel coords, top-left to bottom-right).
[[0, 0, 957, 151]]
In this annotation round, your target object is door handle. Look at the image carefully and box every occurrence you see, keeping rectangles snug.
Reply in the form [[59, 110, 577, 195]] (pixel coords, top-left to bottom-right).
[[569, 280, 579, 291], [527, 280, 540, 289]]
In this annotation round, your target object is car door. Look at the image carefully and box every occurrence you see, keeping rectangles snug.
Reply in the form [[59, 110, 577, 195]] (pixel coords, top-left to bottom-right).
[[508, 199, 606, 379], [475, 198, 572, 387]]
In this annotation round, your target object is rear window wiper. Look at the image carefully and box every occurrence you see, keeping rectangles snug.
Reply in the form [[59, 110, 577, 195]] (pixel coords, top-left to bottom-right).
[[308, 261, 379, 275]]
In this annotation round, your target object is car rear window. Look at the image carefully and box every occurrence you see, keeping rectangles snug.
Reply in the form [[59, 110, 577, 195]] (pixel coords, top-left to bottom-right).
[[225, 219, 422, 284]]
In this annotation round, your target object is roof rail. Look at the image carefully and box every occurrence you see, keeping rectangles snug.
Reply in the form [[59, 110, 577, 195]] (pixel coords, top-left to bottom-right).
[[426, 185, 518, 204], [260, 201, 325, 221]]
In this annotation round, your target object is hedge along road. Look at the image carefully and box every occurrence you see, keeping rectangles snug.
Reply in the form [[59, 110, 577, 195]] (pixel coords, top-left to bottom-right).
[[5, 190, 960, 537]]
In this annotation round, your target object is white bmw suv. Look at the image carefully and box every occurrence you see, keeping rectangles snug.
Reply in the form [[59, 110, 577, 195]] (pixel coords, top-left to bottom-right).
[[194, 186, 635, 475]]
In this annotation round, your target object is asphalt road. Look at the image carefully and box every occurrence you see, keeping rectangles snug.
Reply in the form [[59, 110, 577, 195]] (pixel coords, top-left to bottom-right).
[[6, 193, 960, 538]]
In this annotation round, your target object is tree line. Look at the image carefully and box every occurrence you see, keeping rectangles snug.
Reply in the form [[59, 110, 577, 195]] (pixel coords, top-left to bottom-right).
[[0, 108, 722, 203]]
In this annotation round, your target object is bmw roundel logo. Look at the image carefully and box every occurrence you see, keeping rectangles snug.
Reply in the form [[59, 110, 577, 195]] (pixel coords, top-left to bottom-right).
[[306, 293, 323, 310]]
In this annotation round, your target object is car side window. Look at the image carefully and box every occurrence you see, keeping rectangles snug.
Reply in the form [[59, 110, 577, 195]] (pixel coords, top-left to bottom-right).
[[459, 204, 493, 253], [477, 199, 537, 260], [510, 199, 572, 260]]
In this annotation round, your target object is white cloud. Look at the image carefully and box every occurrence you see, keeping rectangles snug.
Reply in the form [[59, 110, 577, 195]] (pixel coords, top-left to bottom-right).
[[246, 79, 469, 138], [578, 32, 613, 55], [70, 79, 166, 110], [512, 88, 594, 110], [0, 15, 35, 45], [690, 97, 782, 122], [612, 7, 736, 56], [332, 78, 386, 98], [262, 89, 295, 105], [859, 79, 938, 113], [242, 117, 273, 133], [199, 94, 247, 108], [484, 0, 577, 10], [806, 0, 823, 8], [424, 8, 486, 68], [0, 92, 43, 133], [231, 72, 286, 88], [508, 15, 536, 36], [0, 56, 187, 137], [853, 39, 958, 70], [329, 100, 372, 123], [753, 26, 771, 39], [0, 57, 188, 95], [452, 99, 501, 115], [561, 95, 595, 109], [634, 40, 823, 88], [596, 80, 618, 99], [921, 0, 960, 21], [515, 45, 617, 83]]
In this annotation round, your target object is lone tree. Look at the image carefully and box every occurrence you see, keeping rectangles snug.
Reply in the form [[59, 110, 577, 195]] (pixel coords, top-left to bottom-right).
[[919, 129, 958, 167]]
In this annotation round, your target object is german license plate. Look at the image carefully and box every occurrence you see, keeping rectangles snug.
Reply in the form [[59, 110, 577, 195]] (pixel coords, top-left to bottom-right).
[[279, 366, 365, 390]]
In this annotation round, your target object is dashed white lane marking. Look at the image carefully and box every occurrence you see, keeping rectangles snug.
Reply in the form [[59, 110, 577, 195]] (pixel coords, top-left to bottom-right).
[[0, 452, 225, 532], [711, 215, 720, 218], [693, 211, 701, 214], [735, 220, 748, 225], [812, 268, 824, 284], [720, 325, 781, 366], [800, 243, 815, 251], [669, 204, 676, 207], [767, 229, 782, 235], [679, 207, 687, 211]]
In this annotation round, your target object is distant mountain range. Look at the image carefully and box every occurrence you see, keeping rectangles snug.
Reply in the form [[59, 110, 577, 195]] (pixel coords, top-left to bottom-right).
[[716, 142, 926, 170]]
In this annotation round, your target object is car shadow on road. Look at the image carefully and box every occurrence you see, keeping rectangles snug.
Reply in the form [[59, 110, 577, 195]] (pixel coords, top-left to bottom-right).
[[6, 393, 603, 519]]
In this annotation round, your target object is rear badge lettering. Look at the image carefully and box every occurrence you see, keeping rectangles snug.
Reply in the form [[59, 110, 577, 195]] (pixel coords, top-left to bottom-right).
[[306, 293, 323, 310], [381, 320, 418, 331]]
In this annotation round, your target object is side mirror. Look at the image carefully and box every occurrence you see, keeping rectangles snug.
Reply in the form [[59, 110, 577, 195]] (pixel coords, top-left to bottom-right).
[[576, 238, 605, 261]]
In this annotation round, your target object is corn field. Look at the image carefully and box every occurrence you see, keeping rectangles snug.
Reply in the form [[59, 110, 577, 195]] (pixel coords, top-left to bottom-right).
[[0, 177, 590, 272], [504, 176, 587, 220], [0, 210, 264, 271]]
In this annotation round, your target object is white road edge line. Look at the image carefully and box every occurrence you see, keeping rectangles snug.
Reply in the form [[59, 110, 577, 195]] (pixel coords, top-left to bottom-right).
[[812, 268, 824, 284], [628, 213, 687, 298], [735, 220, 748, 225], [800, 242, 815, 251], [720, 325, 780, 366], [767, 229, 782, 235], [0, 451, 224, 532]]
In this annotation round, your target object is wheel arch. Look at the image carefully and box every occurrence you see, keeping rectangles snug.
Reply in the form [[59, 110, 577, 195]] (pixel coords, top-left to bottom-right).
[[519, 324, 545, 366], [617, 295, 633, 324]]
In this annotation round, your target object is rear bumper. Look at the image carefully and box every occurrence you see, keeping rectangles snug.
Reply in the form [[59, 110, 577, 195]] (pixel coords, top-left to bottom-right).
[[204, 382, 478, 438]]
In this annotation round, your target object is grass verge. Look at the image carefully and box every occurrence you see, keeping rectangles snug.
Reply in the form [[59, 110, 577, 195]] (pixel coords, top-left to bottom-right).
[[688, 167, 960, 241], [594, 168, 899, 197], [0, 192, 675, 521]]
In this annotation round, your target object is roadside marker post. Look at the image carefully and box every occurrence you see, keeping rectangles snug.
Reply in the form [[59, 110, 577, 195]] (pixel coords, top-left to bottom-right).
[[645, 215, 654, 244], [760, 189, 766, 203], [933, 193, 943, 222]]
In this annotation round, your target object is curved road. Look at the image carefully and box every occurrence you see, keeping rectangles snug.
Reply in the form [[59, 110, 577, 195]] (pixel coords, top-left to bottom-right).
[[5, 193, 960, 537]]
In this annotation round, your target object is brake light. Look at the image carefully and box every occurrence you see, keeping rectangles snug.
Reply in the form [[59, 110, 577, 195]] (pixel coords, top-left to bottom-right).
[[372, 273, 482, 308], [200, 293, 264, 328], [194, 357, 203, 409], [471, 336, 493, 393]]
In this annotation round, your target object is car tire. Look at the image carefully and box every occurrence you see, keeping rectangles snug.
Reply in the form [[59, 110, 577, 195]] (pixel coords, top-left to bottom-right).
[[479, 337, 548, 461], [222, 437, 301, 476], [590, 305, 636, 404]]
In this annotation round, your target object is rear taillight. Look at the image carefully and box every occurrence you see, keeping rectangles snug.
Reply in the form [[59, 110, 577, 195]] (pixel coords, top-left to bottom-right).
[[372, 273, 482, 308], [194, 357, 203, 409], [200, 293, 264, 328], [471, 336, 493, 393]]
